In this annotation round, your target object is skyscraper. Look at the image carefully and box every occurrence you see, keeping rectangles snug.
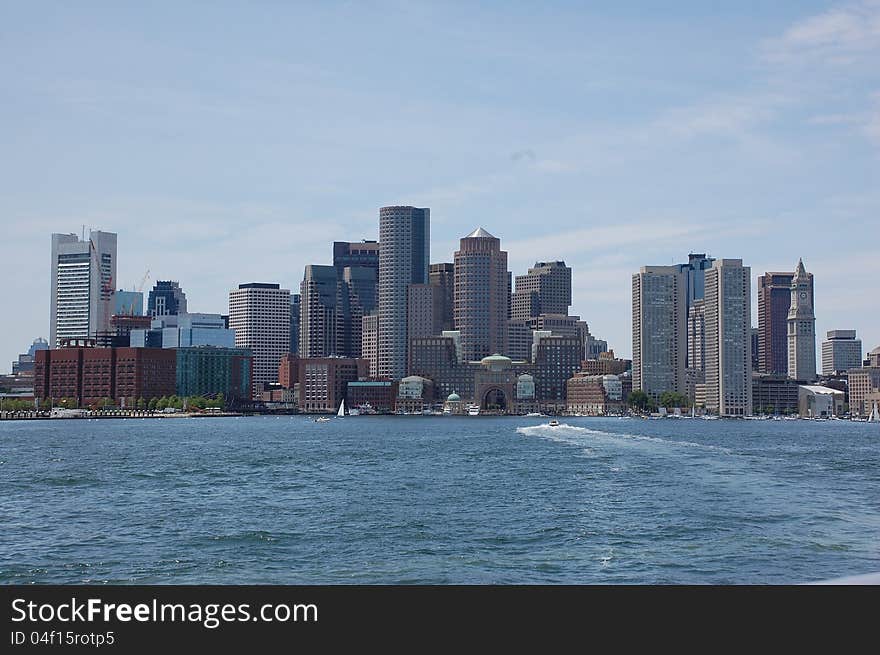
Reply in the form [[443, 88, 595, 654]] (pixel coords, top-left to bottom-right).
[[704, 259, 752, 416], [821, 330, 862, 376], [299, 265, 339, 358], [757, 272, 793, 375], [787, 259, 816, 382], [289, 293, 300, 356], [632, 266, 687, 399], [49, 230, 117, 347], [429, 263, 455, 332], [228, 283, 291, 396], [333, 240, 380, 272], [378, 206, 429, 380], [148, 281, 187, 317], [510, 261, 571, 320], [453, 228, 509, 361]]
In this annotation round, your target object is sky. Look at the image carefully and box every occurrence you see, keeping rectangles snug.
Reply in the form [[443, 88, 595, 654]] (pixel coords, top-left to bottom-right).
[[1, 0, 878, 370]]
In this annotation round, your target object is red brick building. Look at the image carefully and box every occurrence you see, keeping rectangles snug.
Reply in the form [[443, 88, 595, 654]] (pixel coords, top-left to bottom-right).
[[34, 346, 176, 407], [298, 357, 369, 413]]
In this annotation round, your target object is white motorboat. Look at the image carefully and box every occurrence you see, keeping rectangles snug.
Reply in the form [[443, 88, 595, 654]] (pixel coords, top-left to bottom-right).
[[315, 416, 331, 423], [467, 404, 480, 416], [548, 419, 559, 427]]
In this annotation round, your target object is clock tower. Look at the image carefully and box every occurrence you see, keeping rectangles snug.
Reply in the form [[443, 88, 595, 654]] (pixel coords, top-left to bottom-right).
[[787, 258, 816, 381]]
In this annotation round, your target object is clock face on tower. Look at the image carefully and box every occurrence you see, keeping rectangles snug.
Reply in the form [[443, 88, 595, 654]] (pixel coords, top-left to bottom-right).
[[800, 291, 807, 299]]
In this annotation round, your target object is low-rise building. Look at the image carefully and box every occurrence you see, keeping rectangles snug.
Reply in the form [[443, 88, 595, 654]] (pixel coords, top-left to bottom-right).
[[396, 375, 435, 413], [347, 379, 397, 413], [798, 385, 845, 418], [176, 346, 253, 403], [567, 373, 624, 415], [752, 373, 801, 415], [847, 346, 880, 417], [298, 357, 368, 413]]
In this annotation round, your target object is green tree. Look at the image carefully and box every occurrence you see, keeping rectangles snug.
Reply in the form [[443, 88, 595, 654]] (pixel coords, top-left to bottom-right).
[[148, 397, 158, 411], [157, 396, 169, 410], [629, 390, 650, 412], [137, 397, 145, 410]]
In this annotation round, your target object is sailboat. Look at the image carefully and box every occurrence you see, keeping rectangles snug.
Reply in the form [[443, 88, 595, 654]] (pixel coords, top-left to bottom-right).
[[336, 399, 346, 418], [869, 401, 880, 423]]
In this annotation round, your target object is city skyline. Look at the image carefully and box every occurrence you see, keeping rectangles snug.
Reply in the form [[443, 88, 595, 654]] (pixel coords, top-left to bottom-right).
[[3, 2, 880, 369]]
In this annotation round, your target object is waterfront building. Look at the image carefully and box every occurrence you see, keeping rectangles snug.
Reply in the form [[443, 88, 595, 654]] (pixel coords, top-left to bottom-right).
[[566, 373, 625, 415], [704, 259, 752, 416], [532, 335, 583, 413], [752, 374, 801, 415], [821, 330, 862, 376], [473, 354, 518, 413], [378, 206, 430, 380], [113, 290, 143, 316], [147, 281, 187, 318], [409, 334, 478, 401], [429, 263, 455, 332], [757, 268, 813, 375], [297, 357, 369, 413], [33, 345, 176, 407], [632, 265, 687, 400], [176, 346, 253, 403], [346, 379, 397, 413], [510, 261, 572, 320], [848, 346, 880, 416], [396, 375, 435, 413], [49, 231, 117, 347], [787, 259, 817, 382], [228, 283, 291, 396], [798, 385, 845, 418], [506, 319, 534, 361], [11, 338, 49, 379], [454, 227, 509, 362]]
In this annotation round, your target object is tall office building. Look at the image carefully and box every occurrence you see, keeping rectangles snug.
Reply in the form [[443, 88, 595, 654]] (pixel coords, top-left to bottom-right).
[[408, 284, 446, 342], [49, 231, 117, 347], [822, 330, 862, 376], [299, 265, 339, 358], [787, 259, 817, 382], [429, 263, 455, 332], [333, 240, 380, 272], [454, 228, 509, 361], [228, 283, 291, 396], [148, 281, 187, 317], [631, 266, 687, 399], [510, 261, 571, 320], [378, 206, 429, 380], [289, 293, 300, 356], [704, 259, 752, 416], [362, 314, 379, 378], [757, 269, 813, 375]]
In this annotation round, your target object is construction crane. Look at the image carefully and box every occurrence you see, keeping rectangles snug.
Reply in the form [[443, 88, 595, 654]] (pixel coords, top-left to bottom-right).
[[137, 269, 151, 293]]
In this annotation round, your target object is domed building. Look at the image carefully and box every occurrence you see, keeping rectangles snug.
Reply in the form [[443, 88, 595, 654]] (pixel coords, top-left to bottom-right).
[[474, 353, 516, 413], [443, 391, 463, 415]]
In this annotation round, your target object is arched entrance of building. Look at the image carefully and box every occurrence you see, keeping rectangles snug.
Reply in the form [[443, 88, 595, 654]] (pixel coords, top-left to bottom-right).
[[481, 387, 510, 412]]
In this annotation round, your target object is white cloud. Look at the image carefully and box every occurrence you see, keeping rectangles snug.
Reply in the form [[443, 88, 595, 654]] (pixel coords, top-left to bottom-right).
[[763, 1, 880, 64]]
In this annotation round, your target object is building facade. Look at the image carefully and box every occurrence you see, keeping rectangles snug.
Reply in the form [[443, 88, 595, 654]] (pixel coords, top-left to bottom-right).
[[704, 259, 752, 416], [632, 265, 687, 400], [34, 345, 176, 407], [147, 281, 187, 318], [566, 374, 625, 415], [848, 347, 880, 416], [297, 357, 369, 413], [821, 330, 862, 376], [176, 347, 253, 403], [510, 261, 572, 320], [428, 263, 455, 332], [787, 259, 816, 382], [50, 231, 117, 347], [228, 283, 291, 397], [378, 206, 430, 380]]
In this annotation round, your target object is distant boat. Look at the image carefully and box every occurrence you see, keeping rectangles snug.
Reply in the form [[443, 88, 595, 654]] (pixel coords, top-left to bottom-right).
[[315, 416, 330, 423], [869, 401, 880, 423], [336, 399, 346, 418], [548, 419, 560, 427], [525, 412, 545, 417], [467, 404, 480, 416]]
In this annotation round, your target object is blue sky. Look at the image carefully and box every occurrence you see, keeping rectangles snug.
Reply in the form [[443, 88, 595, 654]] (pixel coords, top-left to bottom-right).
[[2, 1, 878, 369]]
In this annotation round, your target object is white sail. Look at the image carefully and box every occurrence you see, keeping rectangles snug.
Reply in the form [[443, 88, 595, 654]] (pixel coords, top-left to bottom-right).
[[337, 399, 346, 417], [870, 401, 880, 423]]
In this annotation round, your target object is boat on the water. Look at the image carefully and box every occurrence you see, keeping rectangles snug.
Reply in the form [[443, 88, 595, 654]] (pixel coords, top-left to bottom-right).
[[336, 400, 346, 418], [869, 401, 880, 423], [314, 416, 331, 423], [548, 419, 559, 427], [467, 404, 480, 416]]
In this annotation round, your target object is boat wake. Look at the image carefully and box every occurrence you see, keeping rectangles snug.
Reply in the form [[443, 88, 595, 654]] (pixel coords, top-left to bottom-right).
[[516, 424, 731, 455]]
